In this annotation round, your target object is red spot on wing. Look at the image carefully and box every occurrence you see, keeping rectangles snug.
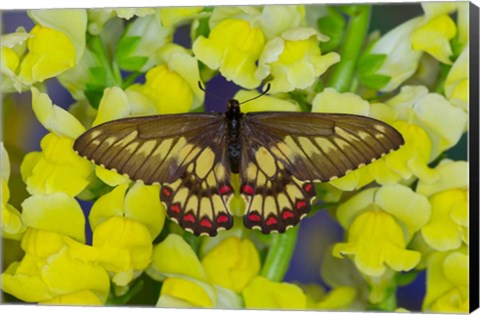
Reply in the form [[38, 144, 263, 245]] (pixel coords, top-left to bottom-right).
[[162, 187, 172, 197], [183, 213, 195, 223], [282, 210, 294, 220], [247, 213, 261, 222], [265, 216, 278, 226], [303, 183, 313, 193], [219, 185, 232, 195], [171, 203, 181, 214], [241, 184, 255, 195], [216, 214, 229, 224], [200, 218, 212, 228], [295, 200, 307, 210]]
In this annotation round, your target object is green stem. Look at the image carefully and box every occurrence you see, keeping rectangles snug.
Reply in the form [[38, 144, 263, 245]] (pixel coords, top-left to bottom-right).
[[327, 5, 371, 92], [89, 36, 121, 87], [260, 227, 298, 282], [433, 63, 451, 94]]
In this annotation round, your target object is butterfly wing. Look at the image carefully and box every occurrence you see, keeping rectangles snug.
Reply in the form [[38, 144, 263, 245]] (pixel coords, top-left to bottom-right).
[[239, 112, 404, 233], [74, 114, 234, 236]]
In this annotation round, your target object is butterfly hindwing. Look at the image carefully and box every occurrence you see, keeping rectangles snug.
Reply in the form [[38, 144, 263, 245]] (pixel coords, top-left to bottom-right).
[[239, 112, 404, 232], [74, 113, 234, 236]]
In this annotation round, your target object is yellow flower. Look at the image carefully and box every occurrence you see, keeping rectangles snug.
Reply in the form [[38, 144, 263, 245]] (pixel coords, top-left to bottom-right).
[[201, 237, 260, 292], [31, 87, 86, 138], [89, 182, 165, 239], [242, 276, 307, 309], [1, 29, 31, 92], [22, 193, 86, 243], [158, 7, 205, 27], [233, 90, 300, 112], [422, 249, 468, 313], [193, 19, 265, 89], [90, 216, 154, 286], [445, 45, 469, 111], [92, 87, 157, 126], [372, 120, 435, 184], [411, 15, 456, 64], [75, 183, 166, 287], [209, 5, 306, 40], [257, 28, 339, 93], [386, 85, 467, 160], [334, 210, 421, 277], [333, 185, 430, 276], [315, 286, 357, 310], [16, 9, 86, 86], [1, 143, 26, 240], [131, 45, 204, 113], [21, 133, 92, 197], [365, 17, 424, 92], [19, 26, 75, 84], [28, 9, 87, 60], [147, 234, 254, 308], [1, 229, 110, 304], [417, 160, 468, 251]]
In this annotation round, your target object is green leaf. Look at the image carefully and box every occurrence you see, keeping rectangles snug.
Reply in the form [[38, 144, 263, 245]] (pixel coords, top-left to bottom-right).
[[84, 88, 104, 110], [357, 54, 387, 76], [318, 7, 346, 53], [115, 36, 149, 71], [358, 73, 391, 90], [194, 16, 210, 39], [395, 270, 420, 287], [115, 36, 142, 59], [117, 56, 149, 72]]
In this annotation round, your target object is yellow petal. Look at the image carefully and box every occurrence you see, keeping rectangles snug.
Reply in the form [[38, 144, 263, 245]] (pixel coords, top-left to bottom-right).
[[89, 183, 128, 230], [333, 211, 420, 277], [19, 25, 76, 84], [92, 216, 153, 281], [193, 19, 265, 89], [124, 182, 165, 239], [421, 189, 465, 251], [147, 234, 206, 281], [21, 193, 86, 243], [201, 237, 260, 292], [95, 166, 131, 186], [160, 277, 213, 308], [29, 9, 87, 61], [316, 286, 356, 310], [242, 276, 307, 309], [312, 88, 370, 116], [375, 184, 431, 236], [411, 15, 456, 64], [31, 87, 86, 138], [136, 65, 194, 114], [40, 290, 103, 305], [24, 133, 92, 197]]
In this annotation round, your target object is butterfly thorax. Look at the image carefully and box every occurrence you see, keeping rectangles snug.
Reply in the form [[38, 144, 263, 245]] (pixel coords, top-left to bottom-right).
[[226, 99, 243, 173]]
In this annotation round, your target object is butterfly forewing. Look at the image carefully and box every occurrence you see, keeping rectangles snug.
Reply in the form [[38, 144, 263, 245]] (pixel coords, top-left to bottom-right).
[[74, 113, 234, 236], [239, 112, 404, 232]]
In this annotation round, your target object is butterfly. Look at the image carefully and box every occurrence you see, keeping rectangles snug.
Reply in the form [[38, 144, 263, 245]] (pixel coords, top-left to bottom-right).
[[74, 97, 404, 237]]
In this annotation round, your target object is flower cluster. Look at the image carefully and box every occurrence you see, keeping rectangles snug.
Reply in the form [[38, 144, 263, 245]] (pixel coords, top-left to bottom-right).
[[1, 3, 470, 312]]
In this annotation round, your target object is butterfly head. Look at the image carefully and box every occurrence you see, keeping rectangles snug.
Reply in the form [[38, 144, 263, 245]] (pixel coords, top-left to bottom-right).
[[227, 99, 241, 115]]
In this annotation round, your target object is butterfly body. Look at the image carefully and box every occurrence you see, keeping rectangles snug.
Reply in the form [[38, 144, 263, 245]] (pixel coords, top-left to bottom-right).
[[74, 100, 404, 237]]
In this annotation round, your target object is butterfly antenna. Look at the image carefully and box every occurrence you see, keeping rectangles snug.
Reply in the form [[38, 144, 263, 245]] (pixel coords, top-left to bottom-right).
[[239, 83, 271, 105], [198, 81, 227, 103]]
